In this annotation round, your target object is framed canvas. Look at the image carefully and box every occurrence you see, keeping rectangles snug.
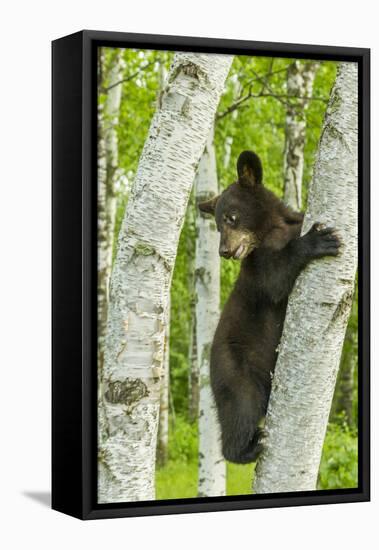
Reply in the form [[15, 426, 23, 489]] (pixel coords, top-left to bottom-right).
[[52, 30, 370, 520]]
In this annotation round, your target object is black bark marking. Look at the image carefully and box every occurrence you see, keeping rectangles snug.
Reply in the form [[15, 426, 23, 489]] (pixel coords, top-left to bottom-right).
[[331, 289, 354, 324], [169, 62, 210, 87], [105, 379, 149, 406], [323, 289, 354, 335]]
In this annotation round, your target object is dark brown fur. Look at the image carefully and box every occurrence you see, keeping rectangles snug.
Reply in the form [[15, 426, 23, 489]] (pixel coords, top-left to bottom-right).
[[199, 151, 341, 464]]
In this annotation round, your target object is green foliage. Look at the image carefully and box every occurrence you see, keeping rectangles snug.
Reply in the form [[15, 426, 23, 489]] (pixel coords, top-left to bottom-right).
[[227, 463, 256, 496], [330, 282, 358, 427], [318, 422, 358, 490], [155, 415, 255, 500], [167, 416, 198, 464], [156, 460, 198, 500], [99, 46, 174, 260], [156, 417, 357, 499], [169, 199, 196, 413]]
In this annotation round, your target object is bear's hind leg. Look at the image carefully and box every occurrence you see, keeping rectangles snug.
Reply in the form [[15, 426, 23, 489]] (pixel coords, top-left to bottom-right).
[[218, 393, 265, 464], [222, 426, 264, 464]]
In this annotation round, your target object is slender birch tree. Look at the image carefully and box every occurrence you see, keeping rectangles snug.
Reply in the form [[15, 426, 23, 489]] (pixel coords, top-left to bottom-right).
[[98, 53, 233, 503], [195, 128, 226, 497], [188, 257, 200, 421], [98, 50, 125, 371], [156, 65, 170, 466], [331, 310, 358, 427], [223, 74, 241, 169], [156, 304, 170, 466], [283, 61, 319, 211], [187, 184, 200, 422], [254, 61, 358, 493], [189, 73, 240, 422], [332, 345, 357, 426]]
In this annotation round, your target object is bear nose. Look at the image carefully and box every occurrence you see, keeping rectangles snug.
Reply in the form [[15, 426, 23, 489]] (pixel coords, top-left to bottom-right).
[[219, 245, 231, 258]]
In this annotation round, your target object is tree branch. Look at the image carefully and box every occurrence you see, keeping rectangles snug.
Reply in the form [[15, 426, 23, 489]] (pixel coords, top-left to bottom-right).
[[217, 63, 327, 121], [238, 66, 287, 96], [217, 91, 327, 120], [102, 60, 155, 93]]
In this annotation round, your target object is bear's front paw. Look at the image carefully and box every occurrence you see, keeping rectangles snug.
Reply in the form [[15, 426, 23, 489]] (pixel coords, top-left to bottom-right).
[[304, 223, 341, 259]]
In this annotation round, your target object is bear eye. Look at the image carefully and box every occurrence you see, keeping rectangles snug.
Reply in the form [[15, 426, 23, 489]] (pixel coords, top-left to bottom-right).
[[224, 213, 237, 226]]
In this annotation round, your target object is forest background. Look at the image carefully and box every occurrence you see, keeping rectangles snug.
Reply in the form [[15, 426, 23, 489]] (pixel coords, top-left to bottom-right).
[[98, 47, 358, 499]]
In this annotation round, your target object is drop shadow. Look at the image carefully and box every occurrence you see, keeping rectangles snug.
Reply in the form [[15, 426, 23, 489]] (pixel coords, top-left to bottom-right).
[[22, 491, 51, 508]]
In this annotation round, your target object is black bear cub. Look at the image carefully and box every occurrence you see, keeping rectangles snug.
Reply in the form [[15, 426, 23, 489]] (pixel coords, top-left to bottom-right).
[[198, 150, 341, 464]]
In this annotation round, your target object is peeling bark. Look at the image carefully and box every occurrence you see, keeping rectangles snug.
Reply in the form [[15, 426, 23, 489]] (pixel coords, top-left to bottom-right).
[[196, 128, 226, 497], [98, 53, 233, 503], [283, 61, 319, 211], [254, 62, 358, 494]]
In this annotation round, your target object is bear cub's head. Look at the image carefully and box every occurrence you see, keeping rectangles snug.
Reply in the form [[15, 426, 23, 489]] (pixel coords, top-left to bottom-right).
[[198, 150, 302, 260]]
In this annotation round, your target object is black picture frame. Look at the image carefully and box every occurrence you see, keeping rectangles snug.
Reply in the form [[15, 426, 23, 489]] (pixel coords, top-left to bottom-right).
[[52, 30, 370, 520]]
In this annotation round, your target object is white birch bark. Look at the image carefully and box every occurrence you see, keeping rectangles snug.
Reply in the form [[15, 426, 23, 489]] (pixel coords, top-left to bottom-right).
[[223, 74, 241, 169], [157, 302, 170, 466], [196, 128, 226, 497], [187, 189, 199, 421], [97, 51, 125, 446], [98, 51, 124, 369], [254, 62, 358, 493], [155, 64, 170, 466], [98, 53, 233, 503], [283, 61, 319, 211], [188, 308, 199, 420]]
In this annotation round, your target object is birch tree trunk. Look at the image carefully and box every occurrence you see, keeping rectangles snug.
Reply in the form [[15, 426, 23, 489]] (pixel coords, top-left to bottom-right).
[[223, 74, 241, 169], [254, 62, 358, 494], [156, 302, 170, 466], [98, 53, 233, 503], [188, 74, 241, 422], [332, 348, 356, 427], [188, 190, 199, 422], [188, 300, 199, 421], [196, 128, 226, 497], [98, 50, 124, 371], [155, 64, 170, 466], [331, 321, 357, 427], [283, 61, 319, 211]]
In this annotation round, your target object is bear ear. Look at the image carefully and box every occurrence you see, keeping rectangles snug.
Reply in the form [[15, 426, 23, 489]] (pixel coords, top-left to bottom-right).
[[237, 151, 263, 186], [198, 195, 219, 216]]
